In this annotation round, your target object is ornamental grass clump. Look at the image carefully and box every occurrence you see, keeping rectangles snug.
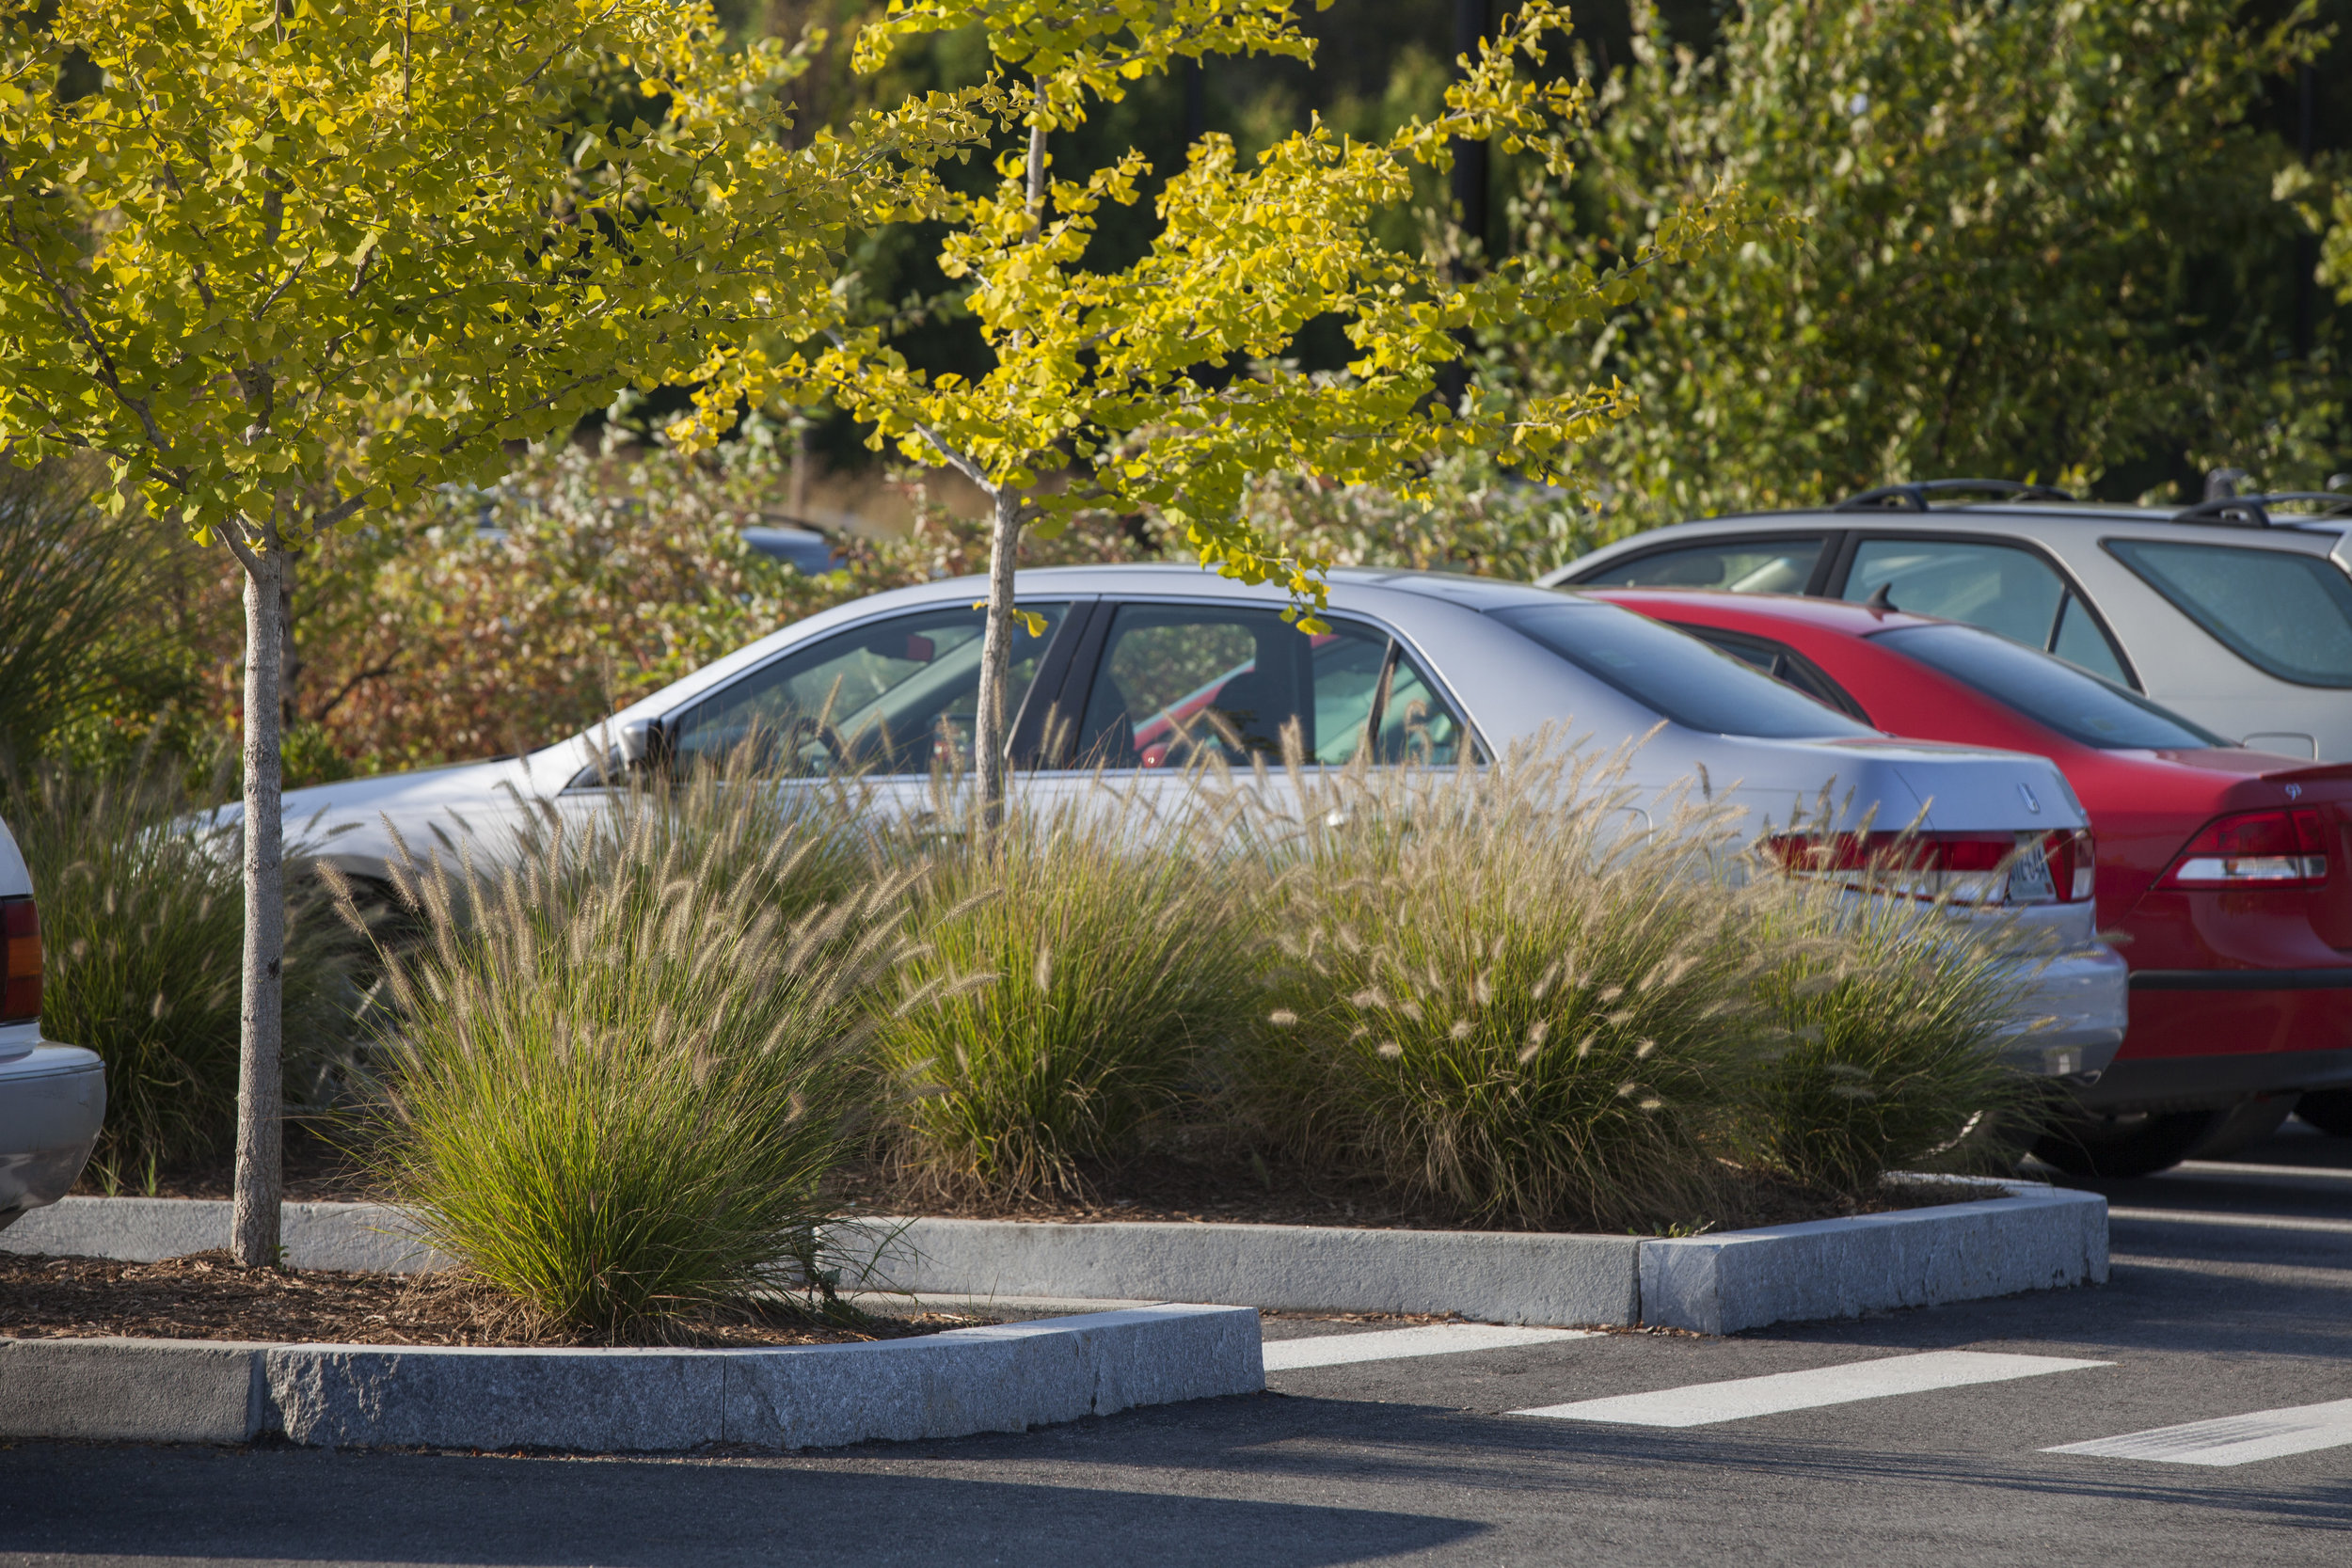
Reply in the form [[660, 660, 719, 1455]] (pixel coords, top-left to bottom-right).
[[7, 754, 364, 1189], [1735, 883, 2045, 1192], [877, 778, 1258, 1202], [342, 760, 901, 1342], [1239, 741, 1778, 1232]]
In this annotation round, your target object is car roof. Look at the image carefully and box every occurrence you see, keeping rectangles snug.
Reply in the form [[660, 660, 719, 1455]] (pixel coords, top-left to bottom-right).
[[1582, 586, 1948, 637], [1010, 562, 1573, 612], [1618, 501, 2350, 546]]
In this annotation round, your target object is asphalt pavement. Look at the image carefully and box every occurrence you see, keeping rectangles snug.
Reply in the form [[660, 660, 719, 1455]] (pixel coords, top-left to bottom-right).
[[4, 1120, 2348, 1568]]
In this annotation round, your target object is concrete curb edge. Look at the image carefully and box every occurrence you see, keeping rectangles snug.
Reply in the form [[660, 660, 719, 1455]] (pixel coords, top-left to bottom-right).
[[4, 1179, 2109, 1337], [0, 1304, 1264, 1452]]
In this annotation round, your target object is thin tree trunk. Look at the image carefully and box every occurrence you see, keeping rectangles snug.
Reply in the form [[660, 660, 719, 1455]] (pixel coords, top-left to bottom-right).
[[971, 117, 1052, 833], [278, 545, 299, 735], [971, 484, 1024, 831], [230, 534, 286, 1269]]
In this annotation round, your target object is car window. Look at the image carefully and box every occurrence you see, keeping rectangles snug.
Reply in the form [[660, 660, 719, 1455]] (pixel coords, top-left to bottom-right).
[[1675, 626, 1870, 721], [1070, 605, 1468, 768], [1843, 537, 2067, 649], [2049, 592, 2130, 684], [1372, 653, 1470, 766], [1577, 537, 1825, 593], [1490, 602, 1876, 738], [1871, 623, 2227, 750], [2106, 539, 2352, 689], [669, 603, 1067, 775]]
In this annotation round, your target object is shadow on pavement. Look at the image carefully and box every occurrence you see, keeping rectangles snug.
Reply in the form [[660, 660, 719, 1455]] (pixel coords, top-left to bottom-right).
[[0, 1441, 1484, 1568]]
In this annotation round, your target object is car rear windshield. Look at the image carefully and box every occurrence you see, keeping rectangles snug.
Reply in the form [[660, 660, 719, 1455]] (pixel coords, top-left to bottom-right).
[[1872, 623, 2228, 750], [1493, 602, 1876, 738], [2106, 538, 2352, 689]]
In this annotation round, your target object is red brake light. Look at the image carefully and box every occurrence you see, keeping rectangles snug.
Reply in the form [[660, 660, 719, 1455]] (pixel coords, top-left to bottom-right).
[[2158, 808, 2329, 890], [1, 897, 40, 1025], [1765, 830, 2092, 905]]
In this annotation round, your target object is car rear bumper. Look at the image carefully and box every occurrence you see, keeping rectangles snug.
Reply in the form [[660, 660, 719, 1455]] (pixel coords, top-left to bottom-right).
[[0, 1043, 107, 1231], [2129, 967, 2352, 991], [2071, 1048, 2352, 1114], [1995, 942, 2130, 1078]]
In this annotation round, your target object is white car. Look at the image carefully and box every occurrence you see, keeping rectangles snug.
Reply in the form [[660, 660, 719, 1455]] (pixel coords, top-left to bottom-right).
[[260, 565, 2130, 1081], [0, 814, 104, 1232], [1542, 482, 2352, 760]]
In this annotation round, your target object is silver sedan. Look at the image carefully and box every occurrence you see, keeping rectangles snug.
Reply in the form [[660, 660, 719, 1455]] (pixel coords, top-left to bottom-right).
[[264, 565, 2129, 1079]]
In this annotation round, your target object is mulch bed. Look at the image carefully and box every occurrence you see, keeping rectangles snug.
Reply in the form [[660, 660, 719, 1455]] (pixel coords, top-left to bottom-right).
[[0, 1252, 990, 1349], [70, 1123, 371, 1203], [823, 1152, 1980, 1235], [81, 1135, 1979, 1235]]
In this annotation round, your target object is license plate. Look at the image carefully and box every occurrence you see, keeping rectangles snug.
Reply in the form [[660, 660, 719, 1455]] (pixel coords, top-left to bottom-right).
[[2007, 838, 2057, 904]]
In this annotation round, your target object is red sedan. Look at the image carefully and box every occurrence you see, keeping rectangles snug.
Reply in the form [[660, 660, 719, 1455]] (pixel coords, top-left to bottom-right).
[[1586, 587, 2352, 1176]]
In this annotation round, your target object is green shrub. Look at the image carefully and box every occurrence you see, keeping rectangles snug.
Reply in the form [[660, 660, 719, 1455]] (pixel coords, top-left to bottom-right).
[[348, 759, 900, 1341], [7, 755, 364, 1187], [877, 781, 1258, 1201], [1238, 746, 1777, 1231]]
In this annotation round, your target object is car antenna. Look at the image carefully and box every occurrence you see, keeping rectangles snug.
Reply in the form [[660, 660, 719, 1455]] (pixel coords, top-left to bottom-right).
[[1863, 581, 1897, 615]]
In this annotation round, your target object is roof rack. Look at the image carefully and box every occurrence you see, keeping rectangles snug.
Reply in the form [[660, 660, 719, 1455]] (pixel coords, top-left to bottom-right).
[[2171, 491, 2352, 529], [1833, 479, 2078, 513]]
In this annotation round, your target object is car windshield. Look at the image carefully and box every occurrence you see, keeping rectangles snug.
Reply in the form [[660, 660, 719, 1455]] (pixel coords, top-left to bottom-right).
[[1872, 623, 2227, 750], [2106, 538, 2352, 689], [1492, 602, 1876, 738]]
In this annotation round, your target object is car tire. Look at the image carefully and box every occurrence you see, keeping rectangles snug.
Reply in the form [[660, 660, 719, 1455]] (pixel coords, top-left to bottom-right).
[[2187, 1094, 2297, 1160], [2295, 1088, 2352, 1139], [2033, 1109, 2232, 1179]]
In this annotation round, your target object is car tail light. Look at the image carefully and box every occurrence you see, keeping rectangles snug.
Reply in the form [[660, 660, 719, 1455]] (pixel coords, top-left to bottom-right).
[[1, 896, 39, 1024], [2046, 827, 2096, 903], [2157, 808, 2330, 890], [1765, 829, 2092, 906]]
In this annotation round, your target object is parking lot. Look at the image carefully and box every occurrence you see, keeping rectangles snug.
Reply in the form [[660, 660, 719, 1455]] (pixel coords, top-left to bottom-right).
[[2, 1123, 2344, 1568]]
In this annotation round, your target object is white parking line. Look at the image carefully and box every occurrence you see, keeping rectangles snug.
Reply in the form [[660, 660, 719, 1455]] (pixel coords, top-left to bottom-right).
[[2107, 1208, 2352, 1236], [1512, 1351, 2110, 1429], [1262, 1323, 1597, 1371], [2173, 1160, 2352, 1181], [2045, 1400, 2352, 1467]]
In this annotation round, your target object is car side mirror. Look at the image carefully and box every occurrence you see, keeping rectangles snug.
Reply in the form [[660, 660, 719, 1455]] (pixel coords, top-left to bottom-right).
[[612, 718, 672, 775]]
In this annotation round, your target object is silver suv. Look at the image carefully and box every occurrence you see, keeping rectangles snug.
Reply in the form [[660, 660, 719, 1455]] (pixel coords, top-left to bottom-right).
[[1541, 482, 2352, 761], [0, 813, 103, 1231]]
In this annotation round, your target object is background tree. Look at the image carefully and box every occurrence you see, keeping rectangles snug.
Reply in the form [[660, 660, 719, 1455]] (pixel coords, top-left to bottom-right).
[[675, 0, 1756, 820], [0, 0, 978, 1263], [1482, 0, 2331, 527]]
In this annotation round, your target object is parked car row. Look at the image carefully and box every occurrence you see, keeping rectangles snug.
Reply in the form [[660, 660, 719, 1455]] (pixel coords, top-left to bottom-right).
[[268, 563, 2131, 1094], [1554, 479, 2352, 1172], [9, 478, 2346, 1214]]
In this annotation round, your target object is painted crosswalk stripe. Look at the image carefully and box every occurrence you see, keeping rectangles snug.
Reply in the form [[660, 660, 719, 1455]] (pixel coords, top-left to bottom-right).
[[1512, 1351, 2110, 1428], [2045, 1400, 2352, 1467], [1263, 1323, 1597, 1372]]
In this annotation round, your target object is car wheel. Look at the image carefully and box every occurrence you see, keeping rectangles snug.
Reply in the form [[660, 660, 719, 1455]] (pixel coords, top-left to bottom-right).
[[2187, 1094, 2297, 1160], [2295, 1088, 2352, 1139], [2033, 1109, 2231, 1179]]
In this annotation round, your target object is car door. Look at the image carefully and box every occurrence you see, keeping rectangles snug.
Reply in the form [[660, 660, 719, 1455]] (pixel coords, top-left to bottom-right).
[[1019, 597, 1476, 816], [566, 599, 1087, 822], [1828, 532, 2136, 687]]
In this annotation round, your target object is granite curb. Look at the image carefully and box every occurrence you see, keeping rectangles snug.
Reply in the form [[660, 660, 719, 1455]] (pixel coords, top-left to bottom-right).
[[5, 1179, 2109, 1334], [0, 1304, 1264, 1451]]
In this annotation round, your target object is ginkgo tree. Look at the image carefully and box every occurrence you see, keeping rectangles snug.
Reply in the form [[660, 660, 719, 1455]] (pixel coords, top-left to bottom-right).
[[0, 0, 987, 1265], [673, 0, 1756, 820]]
